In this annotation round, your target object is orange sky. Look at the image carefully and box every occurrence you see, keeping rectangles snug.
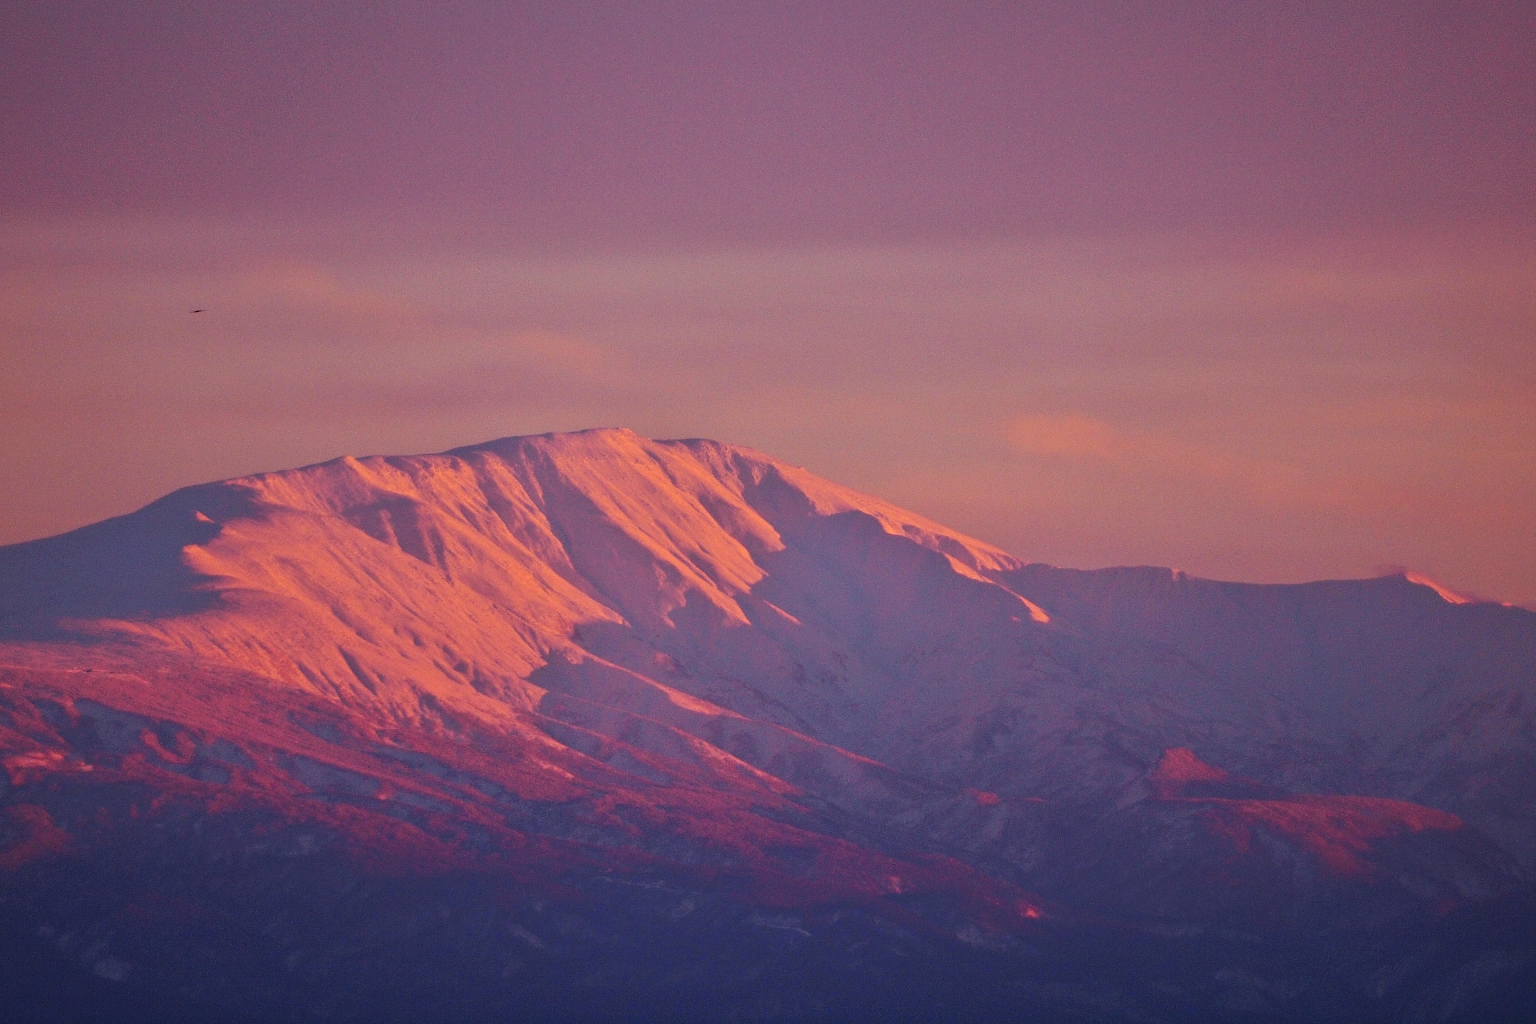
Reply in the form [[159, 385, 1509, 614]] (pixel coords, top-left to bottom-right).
[[3, 3, 1533, 606]]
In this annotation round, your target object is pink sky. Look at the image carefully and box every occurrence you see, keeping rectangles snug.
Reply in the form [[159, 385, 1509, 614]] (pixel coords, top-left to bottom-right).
[[3, 2, 1533, 606]]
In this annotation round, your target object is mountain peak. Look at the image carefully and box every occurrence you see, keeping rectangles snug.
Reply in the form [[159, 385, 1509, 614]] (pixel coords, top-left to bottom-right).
[[1, 429, 1031, 725], [449, 424, 643, 456]]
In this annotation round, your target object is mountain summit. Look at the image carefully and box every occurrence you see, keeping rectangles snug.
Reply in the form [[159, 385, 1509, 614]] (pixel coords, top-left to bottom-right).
[[2, 430, 1532, 1021]]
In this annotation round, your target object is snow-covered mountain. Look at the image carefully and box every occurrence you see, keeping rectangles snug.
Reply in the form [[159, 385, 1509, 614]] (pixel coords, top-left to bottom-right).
[[2, 429, 1532, 1021]]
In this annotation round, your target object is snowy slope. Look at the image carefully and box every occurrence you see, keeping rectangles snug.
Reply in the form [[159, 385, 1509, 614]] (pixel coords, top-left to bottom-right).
[[4, 427, 1532, 841], [1, 428, 1532, 1021]]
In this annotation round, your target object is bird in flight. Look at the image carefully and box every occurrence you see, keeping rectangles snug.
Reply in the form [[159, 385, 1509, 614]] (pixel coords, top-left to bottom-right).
[[190, 308, 205, 313]]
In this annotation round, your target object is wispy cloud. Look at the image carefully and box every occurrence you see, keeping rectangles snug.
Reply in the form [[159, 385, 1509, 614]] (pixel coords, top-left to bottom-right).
[[1008, 414, 1124, 459]]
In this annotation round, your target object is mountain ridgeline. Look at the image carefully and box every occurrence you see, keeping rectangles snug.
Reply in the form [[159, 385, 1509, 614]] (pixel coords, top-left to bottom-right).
[[2, 429, 1532, 1022]]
